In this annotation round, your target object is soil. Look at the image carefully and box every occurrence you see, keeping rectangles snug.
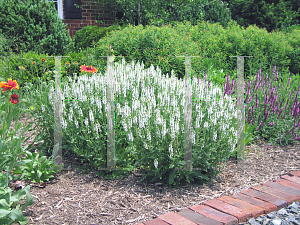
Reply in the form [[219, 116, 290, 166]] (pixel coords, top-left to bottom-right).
[[2, 113, 300, 225]]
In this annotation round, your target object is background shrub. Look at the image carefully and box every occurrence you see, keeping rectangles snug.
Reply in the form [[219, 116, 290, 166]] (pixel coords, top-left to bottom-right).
[[0, 0, 74, 56], [90, 20, 299, 86], [72, 25, 122, 53], [91, 21, 203, 82]]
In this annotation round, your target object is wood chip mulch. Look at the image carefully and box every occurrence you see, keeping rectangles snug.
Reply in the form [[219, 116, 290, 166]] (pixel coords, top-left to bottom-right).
[[2, 113, 300, 225]]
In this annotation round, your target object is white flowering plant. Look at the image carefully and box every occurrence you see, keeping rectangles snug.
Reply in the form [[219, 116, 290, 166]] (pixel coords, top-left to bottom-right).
[[30, 58, 238, 188]]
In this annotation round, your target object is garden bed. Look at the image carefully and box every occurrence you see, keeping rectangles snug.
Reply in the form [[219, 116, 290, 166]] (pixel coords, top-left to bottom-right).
[[3, 113, 300, 224]]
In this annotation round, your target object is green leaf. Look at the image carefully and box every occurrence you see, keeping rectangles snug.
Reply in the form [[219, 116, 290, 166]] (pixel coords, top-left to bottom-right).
[[168, 169, 176, 185], [9, 208, 28, 225], [0, 208, 11, 218], [37, 170, 42, 179], [0, 198, 10, 208]]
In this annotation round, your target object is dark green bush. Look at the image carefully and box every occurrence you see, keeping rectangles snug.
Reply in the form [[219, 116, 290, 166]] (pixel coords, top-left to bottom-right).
[[110, 0, 232, 30], [0, 29, 14, 58], [72, 25, 122, 53], [0, 0, 74, 56]]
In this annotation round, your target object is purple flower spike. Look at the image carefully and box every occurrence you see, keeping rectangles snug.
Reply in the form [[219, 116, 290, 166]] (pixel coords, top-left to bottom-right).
[[247, 94, 255, 104], [277, 109, 283, 118], [281, 111, 287, 119], [226, 73, 230, 85], [273, 64, 276, 75], [285, 97, 290, 110], [256, 93, 259, 108], [279, 97, 285, 108], [288, 76, 291, 86]]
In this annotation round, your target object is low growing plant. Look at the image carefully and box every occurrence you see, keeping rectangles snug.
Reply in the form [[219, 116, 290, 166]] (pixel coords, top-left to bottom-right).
[[0, 172, 36, 225], [12, 149, 61, 184], [0, 78, 44, 225]]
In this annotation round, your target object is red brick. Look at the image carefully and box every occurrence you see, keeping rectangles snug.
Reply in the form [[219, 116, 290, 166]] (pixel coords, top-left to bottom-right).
[[251, 184, 300, 204], [231, 192, 277, 214], [218, 196, 264, 218], [142, 218, 170, 225], [276, 178, 300, 191], [241, 188, 287, 209], [158, 211, 197, 225], [202, 199, 252, 223], [263, 181, 300, 197], [289, 171, 300, 177], [190, 204, 238, 225], [177, 208, 222, 225], [282, 174, 300, 185]]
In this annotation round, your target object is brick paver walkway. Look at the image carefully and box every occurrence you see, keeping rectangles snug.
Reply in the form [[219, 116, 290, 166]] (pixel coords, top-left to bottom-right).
[[137, 171, 300, 225]]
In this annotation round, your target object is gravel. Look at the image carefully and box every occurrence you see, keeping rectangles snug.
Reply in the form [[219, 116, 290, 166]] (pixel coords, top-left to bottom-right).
[[240, 201, 300, 225]]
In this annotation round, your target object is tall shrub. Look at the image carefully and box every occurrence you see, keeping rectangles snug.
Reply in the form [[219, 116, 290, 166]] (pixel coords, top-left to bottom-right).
[[0, 0, 74, 56]]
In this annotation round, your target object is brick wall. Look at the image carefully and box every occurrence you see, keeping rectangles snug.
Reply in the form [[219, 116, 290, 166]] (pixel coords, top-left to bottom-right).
[[62, 0, 116, 39]]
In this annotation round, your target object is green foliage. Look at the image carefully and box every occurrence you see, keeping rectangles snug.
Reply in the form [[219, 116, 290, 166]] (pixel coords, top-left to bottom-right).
[[90, 19, 298, 84], [92, 21, 204, 81], [224, 0, 300, 33], [0, 173, 35, 225], [0, 0, 74, 56], [0, 51, 56, 89], [12, 149, 62, 184], [152, 0, 233, 29], [0, 49, 93, 89], [222, 20, 294, 80], [0, 29, 14, 58], [72, 25, 122, 53], [77, 0, 233, 30]]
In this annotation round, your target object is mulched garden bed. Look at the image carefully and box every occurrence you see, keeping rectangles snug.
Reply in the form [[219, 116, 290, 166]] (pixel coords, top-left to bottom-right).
[[2, 113, 300, 225]]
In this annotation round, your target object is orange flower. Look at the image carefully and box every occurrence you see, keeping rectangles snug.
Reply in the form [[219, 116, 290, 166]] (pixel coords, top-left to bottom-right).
[[73, 61, 78, 65], [65, 62, 70, 67], [80, 64, 98, 74], [10, 94, 19, 104], [32, 61, 36, 65], [41, 58, 46, 62], [0, 79, 19, 93]]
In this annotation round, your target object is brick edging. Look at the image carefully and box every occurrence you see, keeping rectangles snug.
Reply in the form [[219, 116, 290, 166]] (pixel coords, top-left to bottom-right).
[[137, 170, 300, 225]]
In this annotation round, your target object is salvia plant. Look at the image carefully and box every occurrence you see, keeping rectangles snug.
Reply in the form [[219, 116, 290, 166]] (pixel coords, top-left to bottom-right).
[[223, 63, 300, 147], [39, 58, 238, 188]]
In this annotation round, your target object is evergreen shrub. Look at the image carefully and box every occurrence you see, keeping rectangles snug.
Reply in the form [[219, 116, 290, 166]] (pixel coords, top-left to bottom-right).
[[0, 0, 74, 56]]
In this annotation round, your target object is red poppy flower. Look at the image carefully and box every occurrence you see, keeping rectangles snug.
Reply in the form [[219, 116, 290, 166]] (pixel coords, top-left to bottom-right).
[[10, 94, 19, 104], [0, 79, 19, 93]]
